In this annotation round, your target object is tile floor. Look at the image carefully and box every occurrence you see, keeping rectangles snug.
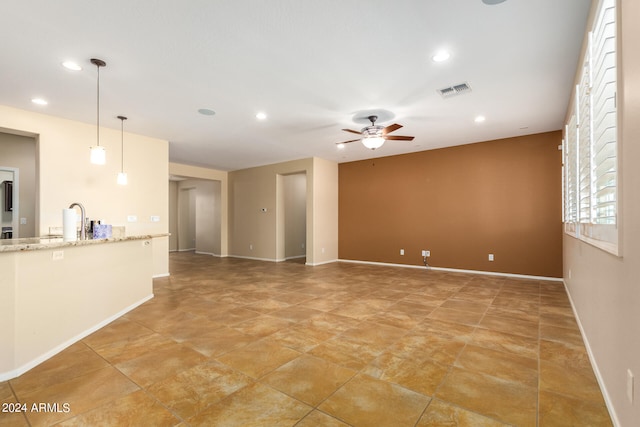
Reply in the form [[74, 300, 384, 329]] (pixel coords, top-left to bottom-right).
[[1, 252, 613, 426]]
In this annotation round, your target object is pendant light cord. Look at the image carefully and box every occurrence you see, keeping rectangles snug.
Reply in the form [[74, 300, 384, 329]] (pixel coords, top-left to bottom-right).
[[96, 64, 100, 147], [117, 115, 127, 173]]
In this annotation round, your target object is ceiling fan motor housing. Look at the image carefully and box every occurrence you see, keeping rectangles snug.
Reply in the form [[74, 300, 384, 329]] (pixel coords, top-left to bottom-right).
[[362, 125, 385, 137]]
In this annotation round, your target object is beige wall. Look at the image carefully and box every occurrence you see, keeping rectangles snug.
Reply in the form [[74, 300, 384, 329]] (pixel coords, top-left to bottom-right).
[[1, 239, 153, 380], [0, 132, 37, 238], [563, 1, 640, 425], [168, 180, 178, 251], [229, 157, 338, 265], [0, 105, 169, 276], [311, 157, 339, 264]]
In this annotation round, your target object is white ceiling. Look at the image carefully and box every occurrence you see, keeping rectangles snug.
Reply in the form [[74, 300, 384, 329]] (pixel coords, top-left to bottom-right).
[[0, 0, 590, 171]]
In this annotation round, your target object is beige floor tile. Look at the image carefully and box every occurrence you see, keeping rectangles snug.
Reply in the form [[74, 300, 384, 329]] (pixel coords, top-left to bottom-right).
[[414, 318, 476, 342], [540, 339, 591, 370], [338, 321, 407, 350], [265, 305, 323, 323], [441, 299, 490, 313], [538, 390, 613, 427], [216, 340, 301, 379], [469, 328, 538, 359], [146, 360, 253, 420], [87, 332, 176, 365], [114, 342, 208, 387], [55, 389, 178, 426], [244, 298, 291, 313], [187, 382, 312, 427], [0, 382, 12, 401], [539, 360, 606, 404], [416, 399, 510, 427], [262, 354, 356, 406], [82, 317, 155, 351], [205, 307, 262, 325], [540, 323, 584, 346], [362, 351, 449, 396], [180, 326, 257, 357], [319, 373, 430, 427], [454, 344, 538, 387], [387, 332, 466, 365], [19, 366, 139, 427], [309, 337, 382, 370], [436, 367, 537, 427], [295, 410, 351, 427], [484, 305, 539, 323], [478, 314, 539, 338], [267, 325, 326, 352], [232, 314, 294, 337], [10, 343, 109, 396], [427, 307, 484, 326]]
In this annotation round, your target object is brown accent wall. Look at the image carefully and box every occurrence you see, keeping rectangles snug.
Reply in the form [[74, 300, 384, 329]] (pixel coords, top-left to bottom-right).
[[339, 131, 563, 277]]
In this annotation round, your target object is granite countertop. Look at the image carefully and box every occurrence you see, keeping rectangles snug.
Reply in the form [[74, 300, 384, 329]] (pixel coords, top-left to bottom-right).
[[0, 234, 169, 253]]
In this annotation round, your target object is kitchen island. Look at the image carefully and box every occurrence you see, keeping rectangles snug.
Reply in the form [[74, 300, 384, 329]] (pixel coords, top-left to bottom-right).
[[0, 234, 167, 380]]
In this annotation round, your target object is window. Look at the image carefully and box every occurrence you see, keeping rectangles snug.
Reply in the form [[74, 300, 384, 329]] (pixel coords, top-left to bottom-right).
[[563, 0, 618, 255]]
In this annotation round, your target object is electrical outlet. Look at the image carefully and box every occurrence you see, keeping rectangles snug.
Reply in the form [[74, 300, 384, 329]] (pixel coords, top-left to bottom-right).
[[150, 215, 160, 222], [422, 250, 430, 257], [249, 244, 253, 250], [488, 254, 494, 261], [20, 217, 27, 225], [52, 251, 64, 260], [400, 249, 404, 256], [628, 369, 635, 404], [127, 215, 137, 222]]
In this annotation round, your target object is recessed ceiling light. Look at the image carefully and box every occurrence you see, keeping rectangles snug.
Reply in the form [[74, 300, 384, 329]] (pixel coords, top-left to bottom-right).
[[256, 112, 267, 120], [432, 51, 451, 62], [198, 108, 216, 116], [474, 115, 486, 123], [31, 98, 48, 106], [482, 0, 507, 5], [337, 143, 345, 150], [62, 61, 82, 71]]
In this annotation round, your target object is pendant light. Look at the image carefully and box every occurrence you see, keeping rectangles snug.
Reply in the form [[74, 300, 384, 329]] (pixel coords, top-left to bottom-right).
[[117, 115, 128, 185], [89, 58, 107, 164]]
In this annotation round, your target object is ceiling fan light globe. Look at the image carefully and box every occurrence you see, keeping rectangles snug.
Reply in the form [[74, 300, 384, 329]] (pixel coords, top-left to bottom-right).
[[362, 136, 385, 150]]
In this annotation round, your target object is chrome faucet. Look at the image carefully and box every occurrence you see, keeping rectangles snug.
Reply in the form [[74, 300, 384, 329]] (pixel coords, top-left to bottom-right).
[[69, 202, 86, 240]]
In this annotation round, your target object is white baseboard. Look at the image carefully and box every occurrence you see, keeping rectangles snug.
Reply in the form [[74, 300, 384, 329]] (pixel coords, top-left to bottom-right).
[[0, 294, 154, 382], [338, 259, 563, 281], [195, 251, 221, 257], [563, 280, 620, 427], [307, 259, 338, 266], [153, 273, 170, 278]]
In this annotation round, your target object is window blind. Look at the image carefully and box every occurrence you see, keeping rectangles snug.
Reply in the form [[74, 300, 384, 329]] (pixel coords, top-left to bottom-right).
[[562, 0, 618, 254]]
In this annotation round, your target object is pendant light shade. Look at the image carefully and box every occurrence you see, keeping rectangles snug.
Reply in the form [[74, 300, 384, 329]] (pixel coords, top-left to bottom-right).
[[89, 58, 107, 164], [117, 115, 128, 185], [362, 136, 385, 150]]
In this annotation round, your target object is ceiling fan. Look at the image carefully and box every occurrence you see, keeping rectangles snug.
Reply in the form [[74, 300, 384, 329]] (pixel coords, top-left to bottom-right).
[[337, 115, 415, 150]]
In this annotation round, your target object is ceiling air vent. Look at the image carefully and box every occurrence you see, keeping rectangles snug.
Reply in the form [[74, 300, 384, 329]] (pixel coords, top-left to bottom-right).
[[438, 82, 472, 98]]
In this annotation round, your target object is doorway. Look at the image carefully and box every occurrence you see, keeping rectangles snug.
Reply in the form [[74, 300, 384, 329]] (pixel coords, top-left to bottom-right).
[[277, 172, 307, 262], [0, 131, 37, 238], [170, 177, 222, 256]]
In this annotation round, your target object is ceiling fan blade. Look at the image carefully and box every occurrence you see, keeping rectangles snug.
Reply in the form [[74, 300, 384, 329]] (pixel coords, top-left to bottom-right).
[[382, 123, 402, 135], [385, 135, 415, 141], [342, 128, 362, 135], [336, 139, 361, 145]]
